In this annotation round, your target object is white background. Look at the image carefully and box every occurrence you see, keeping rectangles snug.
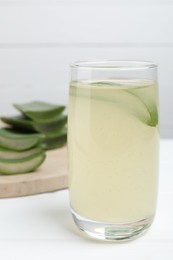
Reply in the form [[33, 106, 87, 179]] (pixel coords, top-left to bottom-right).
[[0, 0, 172, 138]]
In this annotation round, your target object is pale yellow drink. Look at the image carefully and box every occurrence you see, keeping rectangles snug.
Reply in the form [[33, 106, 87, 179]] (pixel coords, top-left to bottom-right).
[[68, 79, 159, 224]]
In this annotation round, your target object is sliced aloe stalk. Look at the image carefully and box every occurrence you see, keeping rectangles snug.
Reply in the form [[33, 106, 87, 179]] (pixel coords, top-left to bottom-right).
[[1, 115, 67, 133], [126, 89, 158, 127], [0, 151, 46, 175], [43, 128, 67, 150], [92, 81, 158, 126], [0, 129, 45, 151], [0, 146, 44, 160], [44, 135, 67, 150], [14, 101, 65, 123], [1, 116, 35, 132], [44, 127, 67, 138], [71, 81, 158, 127]]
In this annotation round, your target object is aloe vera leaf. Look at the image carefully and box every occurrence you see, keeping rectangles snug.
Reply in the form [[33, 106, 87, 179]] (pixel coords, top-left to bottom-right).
[[44, 127, 67, 138], [1, 116, 35, 132], [70, 85, 150, 125], [71, 81, 158, 127], [44, 135, 67, 150], [0, 129, 45, 139], [0, 129, 45, 151], [126, 89, 158, 126], [93, 81, 158, 126], [0, 146, 44, 160], [35, 116, 67, 132], [14, 101, 65, 122], [0, 151, 46, 175], [43, 129, 67, 150], [1, 115, 67, 133]]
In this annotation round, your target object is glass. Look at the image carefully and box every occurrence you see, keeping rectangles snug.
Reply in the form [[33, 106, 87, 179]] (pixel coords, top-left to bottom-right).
[[68, 60, 159, 242]]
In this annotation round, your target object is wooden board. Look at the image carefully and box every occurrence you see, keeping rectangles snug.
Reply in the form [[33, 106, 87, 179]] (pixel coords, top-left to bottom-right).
[[0, 147, 68, 198]]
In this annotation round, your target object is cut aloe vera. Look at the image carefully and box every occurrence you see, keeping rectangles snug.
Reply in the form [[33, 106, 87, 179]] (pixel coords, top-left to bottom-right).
[[71, 80, 158, 127], [126, 89, 158, 127], [44, 127, 67, 138], [0, 129, 45, 151], [41, 128, 67, 150], [14, 101, 65, 123], [0, 146, 44, 160], [1, 115, 67, 133], [92, 80, 158, 126], [1, 116, 35, 132], [0, 151, 46, 175], [44, 135, 67, 150]]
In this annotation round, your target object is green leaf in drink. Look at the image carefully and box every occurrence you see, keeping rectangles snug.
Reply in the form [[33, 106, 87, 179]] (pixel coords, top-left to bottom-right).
[[126, 89, 158, 127], [90, 80, 158, 127]]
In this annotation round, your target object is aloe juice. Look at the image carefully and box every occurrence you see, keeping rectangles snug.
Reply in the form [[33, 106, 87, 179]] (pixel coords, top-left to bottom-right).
[[68, 79, 159, 223]]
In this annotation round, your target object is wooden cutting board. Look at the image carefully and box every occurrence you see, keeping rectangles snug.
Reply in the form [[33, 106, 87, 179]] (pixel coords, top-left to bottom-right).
[[0, 121, 68, 198]]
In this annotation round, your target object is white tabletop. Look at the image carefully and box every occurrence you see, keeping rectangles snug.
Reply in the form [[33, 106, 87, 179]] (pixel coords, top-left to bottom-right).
[[0, 139, 173, 260]]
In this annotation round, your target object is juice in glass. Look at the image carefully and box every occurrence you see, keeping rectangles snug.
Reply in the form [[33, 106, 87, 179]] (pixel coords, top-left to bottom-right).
[[68, 61, 159, 241]]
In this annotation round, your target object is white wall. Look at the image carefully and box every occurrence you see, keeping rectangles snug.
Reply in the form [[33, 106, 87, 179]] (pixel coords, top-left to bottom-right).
[[0, 0, 172, 137]]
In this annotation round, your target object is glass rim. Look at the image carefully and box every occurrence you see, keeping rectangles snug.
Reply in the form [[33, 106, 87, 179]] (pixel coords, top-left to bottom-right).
[[70, 60, 157, 70]]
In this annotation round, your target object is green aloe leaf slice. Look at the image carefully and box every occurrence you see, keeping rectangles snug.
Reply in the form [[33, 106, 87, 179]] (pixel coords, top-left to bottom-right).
[[91, 81, 158, 126], [0, 129, 45, 151], [44, 127, 67, 138], [14, 101, 65, 123], [0, 151, 46, 175], [1, 116, 35, 132], [44, 135, 67, 150], [0, 146, 44, 160], [71, 81, 158, 127], [1, 115, 67, 133], [126, 89, 158, 127], [43, 127, 67, 150]]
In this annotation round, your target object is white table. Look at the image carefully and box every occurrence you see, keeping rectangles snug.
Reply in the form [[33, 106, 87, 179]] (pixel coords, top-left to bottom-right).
[[0, 139, 173, 260]]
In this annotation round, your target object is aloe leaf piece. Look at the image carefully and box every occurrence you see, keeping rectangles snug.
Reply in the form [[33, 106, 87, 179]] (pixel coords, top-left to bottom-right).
[[1, 116, 35, 132], [1, 115, 67, 133], [0, 151, 46, 175], [44, 135, 67, 150], [35, 116, 67, 132], [71, 81, 158, 127], [93, 81, 158, 127], [43, 128, 67, 149], [44, 127, 67, 138], [0, 129, 45, 151], [126, 89, 158, 126], [14, 101, 65, 123], [0, 146, 44, 160]]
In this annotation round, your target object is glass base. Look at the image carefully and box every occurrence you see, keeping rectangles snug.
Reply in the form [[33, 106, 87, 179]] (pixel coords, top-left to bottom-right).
[[71, 209, 154, 242]]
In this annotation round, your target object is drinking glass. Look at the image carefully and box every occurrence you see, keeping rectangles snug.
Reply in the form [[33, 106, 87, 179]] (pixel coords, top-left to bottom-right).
[[68, 60, 159, 241]]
